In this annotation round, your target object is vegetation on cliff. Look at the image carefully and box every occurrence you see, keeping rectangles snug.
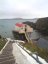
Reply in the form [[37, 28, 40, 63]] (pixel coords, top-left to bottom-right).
[[36, 17, 48, 35]]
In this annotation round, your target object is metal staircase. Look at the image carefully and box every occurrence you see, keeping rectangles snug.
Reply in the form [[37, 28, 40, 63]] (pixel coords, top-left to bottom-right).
[[25, 32, 30, 42]]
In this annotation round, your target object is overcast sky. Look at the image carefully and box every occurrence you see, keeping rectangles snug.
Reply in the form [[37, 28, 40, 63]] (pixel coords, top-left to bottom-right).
[[0, 0, 48, 19]]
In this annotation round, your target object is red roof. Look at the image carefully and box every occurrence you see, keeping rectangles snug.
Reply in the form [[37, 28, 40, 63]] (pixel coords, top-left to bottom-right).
[[15, 23, 25, 27]]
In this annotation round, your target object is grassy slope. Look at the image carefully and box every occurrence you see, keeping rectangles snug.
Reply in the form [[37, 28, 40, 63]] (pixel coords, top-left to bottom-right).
[[20, 41, 48, 62], [0, 38, 6, 51]]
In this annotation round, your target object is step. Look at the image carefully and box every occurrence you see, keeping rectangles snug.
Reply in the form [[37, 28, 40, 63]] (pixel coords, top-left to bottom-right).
[[3, 48, 13, 51], [2, 51, 12, 54], [0, 51, 13, 55], [3, 45, 12, 51], [0, 59, 15, 64], [0, 56, 14, 62], [0, 54, 13, 58]]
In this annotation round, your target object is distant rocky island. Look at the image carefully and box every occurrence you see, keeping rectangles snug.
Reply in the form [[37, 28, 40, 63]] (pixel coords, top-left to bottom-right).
[[13, 18, 23, 20], [0, 18, 23, 20]]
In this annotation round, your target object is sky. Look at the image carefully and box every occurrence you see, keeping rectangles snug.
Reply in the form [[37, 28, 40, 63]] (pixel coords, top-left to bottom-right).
[[0, 0, 48, 19]]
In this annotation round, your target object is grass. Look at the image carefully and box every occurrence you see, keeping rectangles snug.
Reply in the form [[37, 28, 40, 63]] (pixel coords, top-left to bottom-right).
[[20, 41, 48, 62], [0, 38, 6, 51], [22, 42, 39, 52]]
